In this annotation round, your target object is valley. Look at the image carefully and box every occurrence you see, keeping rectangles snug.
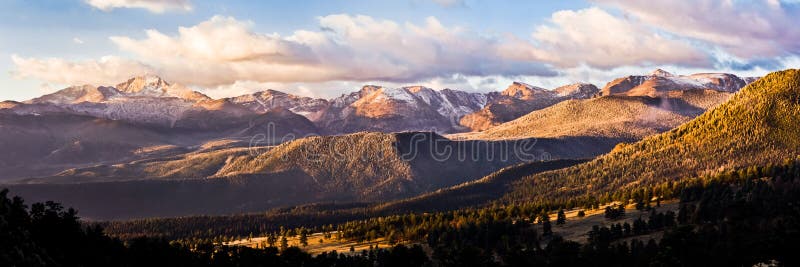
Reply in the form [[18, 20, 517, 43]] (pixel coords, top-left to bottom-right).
[[3, 68, 798, 267]]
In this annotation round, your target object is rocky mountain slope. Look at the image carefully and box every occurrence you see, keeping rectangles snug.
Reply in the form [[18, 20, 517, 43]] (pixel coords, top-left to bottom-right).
[[12, 77, 577, 135], [601, 69, 758, 97], [456, 70, 756, 147], [0, 107, 318, 181], [313, 85, 488, 134], [475, 89, 733, 141], [225, 82, 599, 134], [227, 90, 329, 120], [458, 82, 599, 131], [22, 75, 254, 129]]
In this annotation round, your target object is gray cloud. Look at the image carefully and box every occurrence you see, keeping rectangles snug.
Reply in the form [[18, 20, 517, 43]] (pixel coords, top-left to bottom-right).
[[84, 0, 192, 13], [595, 0, 800, 58]]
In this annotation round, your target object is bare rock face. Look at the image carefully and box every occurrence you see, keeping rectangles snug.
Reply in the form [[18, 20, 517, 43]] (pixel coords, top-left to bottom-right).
[[0, 100, 22, 109], [471, 70, 757, 142], [23, 76, 218, 127], [554, 83, 601, 98], [476, 89, 733, 141], [459, 82, 599, 131], [20, 76, 596, 135], [227, 90, 329, 121], [501, 82, 551, 100], [314, 85, 487, 134], [117, 76, 212, 103], [601, 69, 755, 97], [27, 85, 121, 105]]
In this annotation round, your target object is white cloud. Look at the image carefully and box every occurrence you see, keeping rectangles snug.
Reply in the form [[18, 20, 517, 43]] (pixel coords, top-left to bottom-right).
[[595, 0, 800, 58], [507, 7, 711, 69], [84, 0, 192, 13], [110, 16, 312, 63], [97, 15, 553, 87], [12, 7, 796, 97], [72, 37, 84, 44], [11, 55, 155, 86]]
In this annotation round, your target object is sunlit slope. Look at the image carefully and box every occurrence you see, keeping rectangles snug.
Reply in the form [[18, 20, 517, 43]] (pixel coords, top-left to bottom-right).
[[478, 89, 731, 140], [504, 69, 800, 203]]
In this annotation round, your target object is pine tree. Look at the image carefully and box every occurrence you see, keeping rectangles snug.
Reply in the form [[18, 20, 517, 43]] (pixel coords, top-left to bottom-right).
[[556, 209, 567, 225], [267, 233, 277, 247], [299, 229, 309, 247], [539, 212, 552, 236], [280, 235, 288, 250]]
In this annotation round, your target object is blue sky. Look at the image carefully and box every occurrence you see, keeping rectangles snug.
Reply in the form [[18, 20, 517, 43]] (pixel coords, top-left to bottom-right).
[[1, 0, 798, 100]]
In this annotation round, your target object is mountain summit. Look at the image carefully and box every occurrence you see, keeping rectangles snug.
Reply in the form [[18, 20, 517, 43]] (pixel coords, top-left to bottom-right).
[[115, 75, 170, 95], [314, 85, 486, 134], [115, 75, 212, 102], [602, 70, 755, 97], [650, 68, 674, 77]]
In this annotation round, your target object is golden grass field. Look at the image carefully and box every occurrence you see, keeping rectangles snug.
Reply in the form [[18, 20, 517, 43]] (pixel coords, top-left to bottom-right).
[[226, 200, 680, 255], [226, 232, 398, 255]]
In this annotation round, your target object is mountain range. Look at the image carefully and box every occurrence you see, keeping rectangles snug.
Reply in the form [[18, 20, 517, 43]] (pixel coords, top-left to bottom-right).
[[0, 69, 763, 219], [3, 69, 755, 137], [372, 69, 798, 214]]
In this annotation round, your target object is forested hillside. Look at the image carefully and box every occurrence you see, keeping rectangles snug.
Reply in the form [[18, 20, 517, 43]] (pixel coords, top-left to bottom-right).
[[504, 69, 800, 204]]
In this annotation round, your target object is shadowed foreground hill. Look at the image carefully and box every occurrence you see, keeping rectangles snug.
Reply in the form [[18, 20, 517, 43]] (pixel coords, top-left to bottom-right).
[[375, 159, 588, 213], [0, 108, 319, 181], [8, 131, 587, 219], [213, 132, 545, 200], [504, 69, 800, 203]]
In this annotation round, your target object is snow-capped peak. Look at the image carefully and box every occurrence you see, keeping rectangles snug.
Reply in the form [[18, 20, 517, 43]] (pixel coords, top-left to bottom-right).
[[650, 69, 674, 77], [372, 87, 416, 102], [554, 83, 600, 98], [115, 75, 170, 95]]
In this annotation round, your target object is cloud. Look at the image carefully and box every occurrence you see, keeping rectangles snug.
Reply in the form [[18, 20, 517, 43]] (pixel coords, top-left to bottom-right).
[[110, 16, 312, 63], [594, 0, 800, 58], [84, 0, 192, 13], [431, 0, 466, 7], [11, 55, 154, 86], [506, 7, 711, 69], [14, 7, 793, 96], [93, 15, 554, 87], [72, 37, 84, 44]]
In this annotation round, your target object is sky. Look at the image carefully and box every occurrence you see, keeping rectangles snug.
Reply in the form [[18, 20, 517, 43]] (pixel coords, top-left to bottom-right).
[[1, 0, 799, 101]]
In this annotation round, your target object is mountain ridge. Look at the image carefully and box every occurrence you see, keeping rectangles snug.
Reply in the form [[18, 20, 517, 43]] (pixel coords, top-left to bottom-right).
[[601, 69, 758, 97]]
